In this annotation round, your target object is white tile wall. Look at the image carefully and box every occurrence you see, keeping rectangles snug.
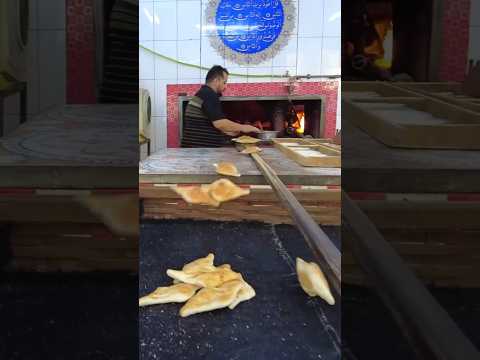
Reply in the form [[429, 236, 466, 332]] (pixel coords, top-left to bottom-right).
[[38, 30, 66, 112], [154, 41, 178, 79], [321, 37, 341, 76], [139, 2, 155, 41], [298, 0, 324, 37], [471, 1, 480, 27], [468, 1, 480, 71], [469, 26, 480, 62], [139, 41, 155, 79], [178, 40, 201, 78], [37, 0, 66, 30], [26, 30, 40, 115], [153, 1, 177, 40], [152, 115, 167, 150], [323, 0, 341, 37], [272, 39, 298, 68], [28, 0, 38, 30], [297, 37, 322, 75], [140, 0, 341, 150], [177, 1, 201, 40], [201, 36, 226, 68], [3, 0, 66, 135], [155, 79, 169, 116]]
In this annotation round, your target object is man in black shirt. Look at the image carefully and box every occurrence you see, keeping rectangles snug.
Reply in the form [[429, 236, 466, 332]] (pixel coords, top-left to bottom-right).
[[182, 65, 260, 147]]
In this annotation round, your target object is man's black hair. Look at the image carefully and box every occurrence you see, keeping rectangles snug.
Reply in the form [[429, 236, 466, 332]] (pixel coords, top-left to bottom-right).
[[206, 65, 229, 83]]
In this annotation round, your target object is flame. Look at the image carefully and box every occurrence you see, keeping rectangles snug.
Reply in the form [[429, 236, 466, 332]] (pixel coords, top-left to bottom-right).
[[295, 111, 305, 135], [364, 19, 393, 70]]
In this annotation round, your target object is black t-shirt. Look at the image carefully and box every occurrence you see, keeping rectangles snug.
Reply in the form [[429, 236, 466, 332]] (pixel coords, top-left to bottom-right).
[[196, 85, 225, 123], [182, 85, 230, 147]]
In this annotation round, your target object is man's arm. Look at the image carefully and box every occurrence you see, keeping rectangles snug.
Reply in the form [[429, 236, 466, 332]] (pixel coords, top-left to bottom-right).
[[213, 119, 261, 135]]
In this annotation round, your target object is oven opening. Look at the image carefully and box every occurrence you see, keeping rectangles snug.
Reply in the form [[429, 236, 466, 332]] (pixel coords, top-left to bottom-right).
[[343, 0, 434, 81]]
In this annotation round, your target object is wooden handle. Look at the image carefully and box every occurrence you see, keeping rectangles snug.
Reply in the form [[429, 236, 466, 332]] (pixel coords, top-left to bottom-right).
[[250, 152, 341, 295], [343, 191, 480, 359]]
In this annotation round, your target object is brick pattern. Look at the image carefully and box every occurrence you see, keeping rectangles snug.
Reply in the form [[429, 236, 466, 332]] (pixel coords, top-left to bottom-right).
[[166, 81, 339, 148], [438, 0, 471, 81], [66, 0, 96, 103]]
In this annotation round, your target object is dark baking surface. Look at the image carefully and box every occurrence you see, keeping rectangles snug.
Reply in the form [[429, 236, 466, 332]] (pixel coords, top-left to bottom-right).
[[139, 220, 341, 360], [342, 284, 480, 359], [0, 272, 138, 360]]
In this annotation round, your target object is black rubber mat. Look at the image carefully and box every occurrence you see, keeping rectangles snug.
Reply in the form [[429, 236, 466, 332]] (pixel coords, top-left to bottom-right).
[[139, 220, 341, 360], [342, 284, 480, 359], [0, 272, 138, 360]]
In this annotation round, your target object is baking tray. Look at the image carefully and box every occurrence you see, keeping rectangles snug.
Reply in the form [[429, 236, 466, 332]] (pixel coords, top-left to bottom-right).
[[342, 81, 421, 100], [272, 138, 341, 167], [392, 82, 480, 114], [139, 220, 340, 360], [343, 96, 480, 149]]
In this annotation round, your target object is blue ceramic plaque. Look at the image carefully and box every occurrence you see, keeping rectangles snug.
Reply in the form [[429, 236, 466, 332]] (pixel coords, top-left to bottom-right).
[[205, 0, 296, 65], [215, 0, 284, 54]]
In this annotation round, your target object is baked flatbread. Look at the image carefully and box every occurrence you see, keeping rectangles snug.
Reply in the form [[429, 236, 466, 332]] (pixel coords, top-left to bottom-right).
[[228, 279, 256, 309], [179, 280, 244, 317], [182, 253, 216, 274], [166, 264, 242, 288], [241, 146, 262, 154], [172, 185, 220, 207], [76, 194, 138, 236], [296, 257, 335, 305], [232, 135, 261, 144], [139, 283, 200, 307], [208, 179, 250, 203], [214, 162, 241, 177]]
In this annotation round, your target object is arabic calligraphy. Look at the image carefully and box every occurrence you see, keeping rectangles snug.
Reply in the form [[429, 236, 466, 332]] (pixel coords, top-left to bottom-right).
[[215, 0, 284, 54]]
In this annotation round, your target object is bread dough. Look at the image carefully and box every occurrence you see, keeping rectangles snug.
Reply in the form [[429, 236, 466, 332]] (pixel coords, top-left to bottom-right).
[[172, 185, 220, 207], [208, 179, 250, 203], [296, 257, 335, 305], [139, 283, 200, 307], [179, 280, 244, 317], [214, 162, 241, 177]]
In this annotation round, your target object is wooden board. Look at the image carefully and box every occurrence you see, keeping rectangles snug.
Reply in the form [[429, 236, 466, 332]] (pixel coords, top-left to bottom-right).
[[272, 138, 341, 167], [342, 118, 480, 193], [8, 222, 138, 272], [342, 228, 480, 287], [393, 82, 480, 114], [342, 81, 421, 99], [0, 105, 137, 188], [140, 183, 341, 225], [139, 147, 341, 186], [343, 96, 480, 149]]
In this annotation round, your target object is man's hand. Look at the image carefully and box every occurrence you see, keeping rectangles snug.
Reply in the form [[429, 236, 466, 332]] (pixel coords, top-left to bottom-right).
[[241, 124, 261, 133], [213, 119, 260, 135]]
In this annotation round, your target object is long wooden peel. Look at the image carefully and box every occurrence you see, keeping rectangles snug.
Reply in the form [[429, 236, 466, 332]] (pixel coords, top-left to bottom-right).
[[343, 191, 480, 359], [238, 146, 341, 295]]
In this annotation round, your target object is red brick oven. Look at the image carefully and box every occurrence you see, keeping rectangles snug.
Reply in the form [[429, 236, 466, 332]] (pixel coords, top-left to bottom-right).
[[438, 0, 471, 82], [166, 81, 339, 148]]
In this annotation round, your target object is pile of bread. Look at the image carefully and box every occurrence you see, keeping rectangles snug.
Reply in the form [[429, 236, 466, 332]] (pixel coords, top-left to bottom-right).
[[139, 254, 255, 317], [139, 254, 335, 318]]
